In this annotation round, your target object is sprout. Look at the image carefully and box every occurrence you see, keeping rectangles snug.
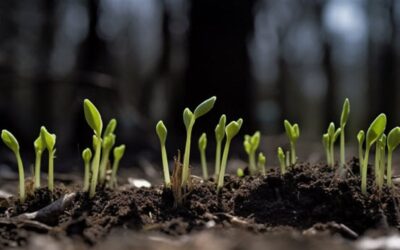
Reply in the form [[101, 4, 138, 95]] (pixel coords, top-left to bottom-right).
[[237, 168, 244, 178], [198, 133, 208, 179], [83, 99, 103, 198], [324, 123, 341, 168], [103, 119, 117, 138], [357, 130, 365, 172], [387, 127, 400, 187], [156, 121, 171, 188], [243, 131, 260, 175], [217, 118, 243, 192], [33, 133, 44, 189], [375, 134, 386, 191], [361, 114, 386, 195], [339, 98, 350, 173], [82, 148, 92, 192], [284, 120, 300, 165], [1, 130, 25, 203], [322, 133, 330, 166], [110, 144, 126, 187], [214, 115, 226, 177], [99, 133, 116, 184], [257, 152, 266, 175], [181, 96, 216, 187], [40, 126, 56, 192], [277, 147, 286, 175]]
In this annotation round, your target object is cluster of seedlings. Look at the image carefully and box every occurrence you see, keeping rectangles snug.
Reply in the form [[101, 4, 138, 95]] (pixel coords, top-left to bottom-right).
[[155, 97, 400, 206], [1, 99, 126, 203]]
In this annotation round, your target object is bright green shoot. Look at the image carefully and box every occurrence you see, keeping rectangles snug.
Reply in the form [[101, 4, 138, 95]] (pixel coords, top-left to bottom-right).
[[376, 134, 386, 191], [277, 147, 286, 175], [82, 148, 92, 192], [257, 152, 266, 175], [156, 121, 171, 188], [322, 133, 330, 166], [361, 113, 386, 195], [103, 119, 117, 138], [111, 144, 126, 187], [182, 96, 216, 187], [214, 115, 226, 177], [198, 133, 208, 179], [387, 127, 400, 187], [325, 123, 341, 168], [237, 168, 244, 178], [340, 98, 350, 172], [99, 133, 116, 184], [1, 130, 25, 203], [84, 99, 103, 198], [284, 120, 300, 165], [357, 130, 365, 173], [217, 118, 243, 192], [243, 131, 260, 175], [40, 126, 56, 192], [33, 133, 44, 189]]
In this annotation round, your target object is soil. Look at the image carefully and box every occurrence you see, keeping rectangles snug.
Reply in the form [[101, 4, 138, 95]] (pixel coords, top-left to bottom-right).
[[0, 158, 399, 249]]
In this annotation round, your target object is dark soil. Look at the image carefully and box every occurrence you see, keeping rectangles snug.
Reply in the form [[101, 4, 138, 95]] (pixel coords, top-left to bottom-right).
[[0, 158, 399, 249]]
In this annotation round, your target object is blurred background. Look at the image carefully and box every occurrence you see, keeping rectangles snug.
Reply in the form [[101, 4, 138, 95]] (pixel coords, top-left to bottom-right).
[[0, 0, 400, 175]]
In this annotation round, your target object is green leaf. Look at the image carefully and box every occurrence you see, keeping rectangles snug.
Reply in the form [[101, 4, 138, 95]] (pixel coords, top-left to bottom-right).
[[40, 126, 56, 151], [103, 134, 116, 149], [183, 108, 193, 130], [366, 114, 387, 148], [357, 130, 365, 144], [84, 99, 103, 136], [243, 139, 251, 154], [215, 114, 226, 141], [104, 119, 117, 138], [284, 120, 293, 140], [225, 118, 243, 140], [258, 152, 266, 165], [277, 147, 285, 160], [251, 131, 261, 150], [1, 130, 19, 153], [293, 124, 300, 139], [198, 133, 207, 151], [156, 120, 167, 145], [388, 127, 400, 151], [82, 148, 92, 162], [193, 96, 217, 118], [114, 144, 126, 160], [328, 122, 335, 139], [34, 134, 44, 153], [340, 98, 350, 126]]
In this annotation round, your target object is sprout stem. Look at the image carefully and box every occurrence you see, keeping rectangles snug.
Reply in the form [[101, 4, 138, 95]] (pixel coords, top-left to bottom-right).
[[374, 144, 381, 184], [286, 151, 290, 168], [34, 151, 42, 189], [99, 148, 111, 184], [387, 150, 393, 187], [161, 144, 171, 188], [340, 129, 345, 170], [84, 160, 90, 192], [89, 139, 102, 198], [182, 118, 194, 187], [214, 141, 222, 177], [361, 148, 370, 195], [200, 149, 208, 179], [16, 151, 25, 203], [48, 150, 55, 192], [217, 138, 231, 192], [290, 142, 296, 165], [111, 157, 121, 187], [358, 142, 364, 173], [249, 152, 256, 175]]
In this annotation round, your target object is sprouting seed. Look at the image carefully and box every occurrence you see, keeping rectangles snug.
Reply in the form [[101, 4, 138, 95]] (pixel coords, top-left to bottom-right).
[[277, 147, 286, 175], [156, 120, 171, 188], [33, 133, 44, 189], [214, 115, 226, 177], [284, 120, 300, 165], [82, 148, 92, 192], [40, 126, 56, 192], [110, 145, 126, 187], [198, 133, 208, 179], [257, 152, 266, 175], [243, 131, 260, 175]]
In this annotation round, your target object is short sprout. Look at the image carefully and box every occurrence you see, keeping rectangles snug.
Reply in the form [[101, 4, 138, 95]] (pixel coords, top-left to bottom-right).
[[284, 120, 300, 165], [111, 144, 126, 187], [214, 115, 226, 176], [277, 147, 286, 175], [198, 133, 208, 179], [243, 131, 260, 175], [257, 152, 266, 175], [156, 120, 171, 188], [40, 126, 56, 192], [82, 148, 92, 192], [33, 134, 44, 189]]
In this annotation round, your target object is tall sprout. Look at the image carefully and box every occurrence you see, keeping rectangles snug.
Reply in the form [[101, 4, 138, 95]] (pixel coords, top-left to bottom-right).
[[284, 120, 300, 165], [33, 134, 44, 189], [357, 130, 365, 173], [339, 98, 350, 174], [40, 126, 56, 192], [198, 133, 208, 179], [82, 148, 92, 192], [214, 115, 226, 177], [387, 127, 400, 188], [156, 121, 171, 188]]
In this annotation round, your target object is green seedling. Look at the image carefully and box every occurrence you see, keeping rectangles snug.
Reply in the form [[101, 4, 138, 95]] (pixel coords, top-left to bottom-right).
[[322, 133, 330, 166], [361, 114, 386, 195], [375, 134, 386, 191], [82, 148, 92, 192], [40, 126, 56, 192], [324, 123, 341, 168], [339, 98, 350, 173], [110, 144, 126, 187], [214, 115, 226, 176], [243, 131, 260, 175], [357, 130, 365, 172], [237, 168, 244, 178], [156, 121, 171, 188], [103, 119, 117, 138], [284, 120, 300, 165], [1, 130, 25, 203], [198, 133, 208, 179], [387, 127, 400, 187], [33, 133, 44, 189], [277, 147, 286, 175], [257, 152, 266, 175], [99, 133, 116, 184], [181, 96, 216, 187], [217, 118, 243, 192], [84, 99, 103, 198]]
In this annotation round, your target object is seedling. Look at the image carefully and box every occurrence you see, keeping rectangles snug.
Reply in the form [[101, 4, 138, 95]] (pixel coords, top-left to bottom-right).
[[375, 134, 386, 191], [257, 152, 266, 175], [339, 98, 350, 173], [322, 133, 330, 166], [217, 118, 243, 192], [40, 126, 56, 192], [357, 130, 365, 172], [33, 133, 44, 189], [387, 127, 400, 187], [361, 114, 386, 195], [156, 121, 171, 188], [99, 133, 116, 184], [243, 131, 260, 175], [83, 99, 103, 198], [181, 96, 216, 187], [82, 148, 92, 192], [324, 123, 341, 168], [277, 147, 286, 175], [110, 144, 126, 187], [1, 130, 25, 203], [103, 119, 117, 138], [198, 133, 208, 179], [214, 115, 226, 177], [284, 120, 300, 165], [237, 168, 244, 178]]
